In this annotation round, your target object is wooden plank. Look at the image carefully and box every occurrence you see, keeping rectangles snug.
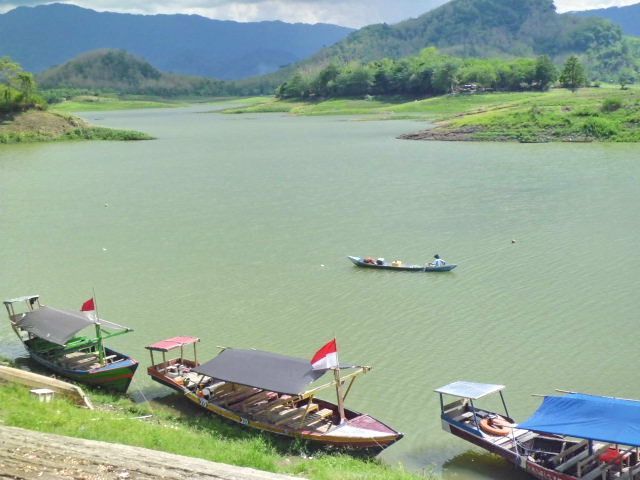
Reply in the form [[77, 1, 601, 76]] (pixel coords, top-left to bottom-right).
[[0, 366, 93, 408]]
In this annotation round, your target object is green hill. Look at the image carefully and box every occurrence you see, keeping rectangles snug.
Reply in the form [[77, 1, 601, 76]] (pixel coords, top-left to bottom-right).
[[252, 0, 634, 90], [38, 50, 227, 97], [309, 0, 622, 63]]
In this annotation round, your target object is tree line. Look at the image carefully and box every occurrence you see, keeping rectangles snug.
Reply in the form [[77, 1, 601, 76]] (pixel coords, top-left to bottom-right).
[[276, 48, 633, 100]]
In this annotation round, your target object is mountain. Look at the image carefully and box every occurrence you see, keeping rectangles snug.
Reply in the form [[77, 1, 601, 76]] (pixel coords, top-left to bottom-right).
[[286, 0, 624, 71], [37, 50, 228, 96], [573, 3, 640, 36], [0, 3, 353, 80]]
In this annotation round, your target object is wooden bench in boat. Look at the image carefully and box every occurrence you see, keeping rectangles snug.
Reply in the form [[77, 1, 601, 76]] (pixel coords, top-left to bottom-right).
[[248, 395, 293, 416], [234, 391, 276, 411], [557, 449, 590, 473], [222, 388, 261, 407], [576, 444, 611, 477], [302, 408, 334, 429], [274, 405, 319, 426], [551, 440, 589, 466]]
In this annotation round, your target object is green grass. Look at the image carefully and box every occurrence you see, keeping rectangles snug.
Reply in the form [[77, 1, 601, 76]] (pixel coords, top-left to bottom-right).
[[0, 127, 153, 144], [440, 87, 640, 142], [0, 382, 429, 480], [223, 87, 640, 142], [50, 95, 182, 113]]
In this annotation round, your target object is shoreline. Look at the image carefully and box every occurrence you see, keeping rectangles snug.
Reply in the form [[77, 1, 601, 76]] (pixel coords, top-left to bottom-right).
[[0, 377, 431, 480], [0, 110, 153, 144]]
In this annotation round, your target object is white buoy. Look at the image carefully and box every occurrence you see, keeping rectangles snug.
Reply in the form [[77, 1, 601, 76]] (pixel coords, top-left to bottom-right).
[[104, 202, 109, 207], [320, 264, 325, 267], [102, 247, 108, 251]]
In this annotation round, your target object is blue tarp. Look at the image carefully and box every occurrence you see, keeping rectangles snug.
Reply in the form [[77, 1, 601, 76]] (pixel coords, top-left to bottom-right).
[[519, 393, 640, 446]]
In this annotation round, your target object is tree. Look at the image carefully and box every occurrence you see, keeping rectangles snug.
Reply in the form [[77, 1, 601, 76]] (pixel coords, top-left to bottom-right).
[[618, 68, 636, 90], [16, 72, 35, 102], [559, 55, 587, 92], [533, 55, 557, 91], [433, 60, 460, 94]]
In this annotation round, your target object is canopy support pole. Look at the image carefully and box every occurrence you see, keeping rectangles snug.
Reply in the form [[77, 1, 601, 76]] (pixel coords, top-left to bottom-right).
[[333, 368, 346, 424], [343, 376, 357, 401], [499, 391, 510, 418], [469, 399, 480, 432], [94, 323, 105, 366]]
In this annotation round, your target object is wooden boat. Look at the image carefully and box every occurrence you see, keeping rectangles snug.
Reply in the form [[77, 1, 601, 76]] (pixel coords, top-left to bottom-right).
[[436, 381, 640, 480], [4, 295, 138, 393], [348, 256, 457, 272], [146, 337, 403, 453]]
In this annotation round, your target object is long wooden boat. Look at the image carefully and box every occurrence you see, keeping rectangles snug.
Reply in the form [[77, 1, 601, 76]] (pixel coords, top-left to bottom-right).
[[146, 337, 403, 453], [4, 295, 138, 393], [436, 381, 640, 480], [348, 256, 457, 272]]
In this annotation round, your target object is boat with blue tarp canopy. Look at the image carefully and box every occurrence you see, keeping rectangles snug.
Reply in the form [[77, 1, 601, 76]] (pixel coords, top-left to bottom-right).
[[519, 393, 640, 447], [436, 381, 640, 480]]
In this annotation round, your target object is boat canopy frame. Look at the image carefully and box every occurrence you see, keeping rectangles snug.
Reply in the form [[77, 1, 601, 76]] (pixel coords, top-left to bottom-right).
[[146, 336, 200, 367], [435, 381, 511, 432]]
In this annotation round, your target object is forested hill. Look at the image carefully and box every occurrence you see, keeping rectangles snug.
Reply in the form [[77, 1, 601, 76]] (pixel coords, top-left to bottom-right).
[[0, 3, 353, 80], [573, 3, 640, 36], [37, 50, 227, 97], [290, 0, 623, 69]]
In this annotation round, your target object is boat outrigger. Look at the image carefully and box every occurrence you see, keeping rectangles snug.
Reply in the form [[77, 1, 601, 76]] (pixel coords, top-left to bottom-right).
[[146, 337, 403, 452], [4, 295, 138, 393], [436, 381, 640, 480], [348, 256, 457, 272]]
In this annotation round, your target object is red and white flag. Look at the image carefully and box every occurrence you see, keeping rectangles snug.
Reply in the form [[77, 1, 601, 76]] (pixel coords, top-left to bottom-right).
[[81, 298, 95, 312], [310, 338, 339, 370]]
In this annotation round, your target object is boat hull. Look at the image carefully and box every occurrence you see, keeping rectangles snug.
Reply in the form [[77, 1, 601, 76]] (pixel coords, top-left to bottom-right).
[[348, 256, 456, 272], [149, 365, 402, 453], [28, 347, 138, 393], [443, 418, 578, 480]]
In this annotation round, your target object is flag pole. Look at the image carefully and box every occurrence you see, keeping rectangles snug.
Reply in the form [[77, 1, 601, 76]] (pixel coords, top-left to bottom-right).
[[333, 337, 346, 424], [92, 287, 105, 366]]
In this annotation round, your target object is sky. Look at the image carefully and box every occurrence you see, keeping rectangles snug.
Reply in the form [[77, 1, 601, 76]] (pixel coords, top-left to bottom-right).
[[0, 0, 638, 27]]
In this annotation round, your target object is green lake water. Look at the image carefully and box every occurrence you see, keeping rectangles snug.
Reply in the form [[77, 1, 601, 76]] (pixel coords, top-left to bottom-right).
[[1, 103, 639, 479]]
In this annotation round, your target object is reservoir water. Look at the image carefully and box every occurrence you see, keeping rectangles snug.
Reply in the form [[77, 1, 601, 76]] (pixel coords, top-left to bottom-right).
[[1, 103, 639, 479]]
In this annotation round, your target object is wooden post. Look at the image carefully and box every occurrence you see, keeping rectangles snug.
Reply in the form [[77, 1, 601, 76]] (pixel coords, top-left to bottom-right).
[[333, 368, 346, 424], [92, 291, 105, 366]]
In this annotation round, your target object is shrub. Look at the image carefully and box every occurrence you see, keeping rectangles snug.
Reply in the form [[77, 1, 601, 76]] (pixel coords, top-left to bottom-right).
[[582, 117, 618, 138], [601, 98, 623, 113]]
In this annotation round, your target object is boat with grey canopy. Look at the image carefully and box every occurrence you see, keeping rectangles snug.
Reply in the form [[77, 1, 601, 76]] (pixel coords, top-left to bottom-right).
[[436, 381, 640, 480], [4, 295, 138, 392], [146, 337, 403, 452]]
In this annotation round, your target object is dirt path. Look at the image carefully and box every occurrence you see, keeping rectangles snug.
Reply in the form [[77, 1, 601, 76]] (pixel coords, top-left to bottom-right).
[[0, 426, 300, 480]]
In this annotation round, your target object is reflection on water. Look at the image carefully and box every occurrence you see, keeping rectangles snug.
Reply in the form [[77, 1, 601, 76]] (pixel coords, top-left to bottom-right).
[[1, 104, 639, 479], [442, 450, 529, 480]]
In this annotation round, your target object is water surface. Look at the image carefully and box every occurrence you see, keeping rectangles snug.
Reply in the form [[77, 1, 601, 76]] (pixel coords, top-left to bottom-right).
[[1, 103, 638, 478]]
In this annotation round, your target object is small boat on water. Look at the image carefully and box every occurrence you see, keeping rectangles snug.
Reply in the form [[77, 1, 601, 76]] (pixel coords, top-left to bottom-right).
[[348, 256, 457, 272], [4, 295, 138, 393], [436, 381, 640, 480], [146, 336, 403, 453]]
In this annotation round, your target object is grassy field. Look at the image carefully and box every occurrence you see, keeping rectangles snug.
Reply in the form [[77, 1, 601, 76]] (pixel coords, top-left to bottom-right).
[[0, 381, 429, 480], [222, 87, 640, 142], [50, 95, 183, 113]]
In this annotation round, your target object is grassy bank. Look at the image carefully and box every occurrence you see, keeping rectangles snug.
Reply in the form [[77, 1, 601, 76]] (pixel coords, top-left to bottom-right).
[[49, 95, 182, 113], [223, 87, 640, 142], [0, 382, 429, 480], [0, 110, 153, 143]]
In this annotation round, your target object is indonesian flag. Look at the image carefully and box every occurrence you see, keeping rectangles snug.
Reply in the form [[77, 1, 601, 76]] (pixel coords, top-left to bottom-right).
[[81, 298, 95, 312], [311, 338, 339, 370]]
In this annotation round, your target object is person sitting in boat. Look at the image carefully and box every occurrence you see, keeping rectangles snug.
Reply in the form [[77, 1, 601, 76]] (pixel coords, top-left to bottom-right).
[[429, 254, 446, 267]]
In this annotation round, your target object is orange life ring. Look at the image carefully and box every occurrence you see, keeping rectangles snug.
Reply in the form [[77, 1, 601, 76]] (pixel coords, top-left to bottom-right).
[[480, 416, 512, 437]]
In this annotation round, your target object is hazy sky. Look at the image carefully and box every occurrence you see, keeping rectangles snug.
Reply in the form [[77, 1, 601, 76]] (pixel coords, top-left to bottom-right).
[[1, 0, 638, 27]]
